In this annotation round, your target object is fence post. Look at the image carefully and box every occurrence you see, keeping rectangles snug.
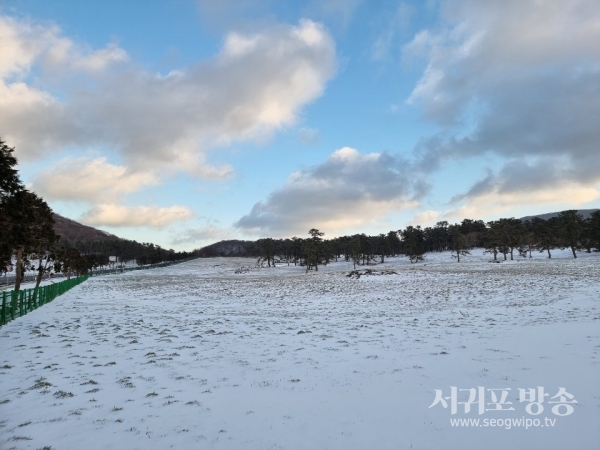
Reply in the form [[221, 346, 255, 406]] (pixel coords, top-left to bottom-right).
[[1, 292, 6, 325]]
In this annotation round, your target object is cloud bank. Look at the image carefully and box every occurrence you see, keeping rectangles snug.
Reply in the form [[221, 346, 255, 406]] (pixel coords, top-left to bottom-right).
[[236, 147, 423, 236], [404, 0, 600, 213]]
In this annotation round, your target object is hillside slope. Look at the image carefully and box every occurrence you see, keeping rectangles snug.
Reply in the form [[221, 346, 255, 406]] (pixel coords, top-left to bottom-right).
[[52, 213, 121, 243]]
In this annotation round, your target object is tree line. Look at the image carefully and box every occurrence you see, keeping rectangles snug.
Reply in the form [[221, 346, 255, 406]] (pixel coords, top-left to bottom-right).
[[1, 139, 192, 290], [197, 212, 600, 269]]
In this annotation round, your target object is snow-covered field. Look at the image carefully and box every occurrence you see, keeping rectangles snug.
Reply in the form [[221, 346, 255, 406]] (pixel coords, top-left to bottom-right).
[[1, 250, 599, 449]]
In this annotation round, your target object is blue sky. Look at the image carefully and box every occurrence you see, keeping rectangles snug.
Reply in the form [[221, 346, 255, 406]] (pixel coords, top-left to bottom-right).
[[1, 0, 599, 250]]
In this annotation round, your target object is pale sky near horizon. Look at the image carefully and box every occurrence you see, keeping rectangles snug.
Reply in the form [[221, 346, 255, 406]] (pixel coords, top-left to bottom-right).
[[1, 0, 599, 251]]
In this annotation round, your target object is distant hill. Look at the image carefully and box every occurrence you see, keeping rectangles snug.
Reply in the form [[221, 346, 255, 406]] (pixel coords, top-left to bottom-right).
[[50, 214, 193, 262], [195, 239, 252, 257], [520, 208, 599, 222], [53, 213, 122, 243]]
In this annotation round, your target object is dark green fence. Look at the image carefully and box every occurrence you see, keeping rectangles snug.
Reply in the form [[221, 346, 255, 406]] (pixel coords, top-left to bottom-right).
[[0, 275, 88, 327], [0, 258, 196, 327]]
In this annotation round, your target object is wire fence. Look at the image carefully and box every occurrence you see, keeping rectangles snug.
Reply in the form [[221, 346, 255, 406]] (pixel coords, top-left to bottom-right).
[[89, 258, 196, 277], [2, 272, 65, 288], [1, 276, 88, 327]]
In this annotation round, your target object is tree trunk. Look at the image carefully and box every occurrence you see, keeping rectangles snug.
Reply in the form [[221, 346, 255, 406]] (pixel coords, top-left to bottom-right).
[[571, 245, 577, 259], [33, 269, 43, 301], [32, 257, 46, 301], [510, 248, 514, 260], [14, 248, 23, 291]]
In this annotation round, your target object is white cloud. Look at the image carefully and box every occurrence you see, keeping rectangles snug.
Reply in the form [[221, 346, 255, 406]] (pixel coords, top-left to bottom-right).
[[31, 157, 159, 202], [0, 15, 128, 78], [0, 15, 336, 179], [236, 147, 423, 237], [81, 204, 194, 228], [70, 43, 128, 72], [0, 13, 337, 232]]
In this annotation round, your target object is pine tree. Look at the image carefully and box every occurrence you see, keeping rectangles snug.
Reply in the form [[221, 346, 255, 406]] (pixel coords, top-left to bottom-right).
[[558, 210, 584, 258], [587, 211, 600, 252], [449, 224, 470, 262], [401, 226, 425, 263], [304, 229, 324, 271], [531, 217, 557, 258], [1, 140, 25, 268]]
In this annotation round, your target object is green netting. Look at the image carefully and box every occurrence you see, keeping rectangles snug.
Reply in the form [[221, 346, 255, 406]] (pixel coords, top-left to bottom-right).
[[0, 258, 195, 327], [1, 275, 89, 326]]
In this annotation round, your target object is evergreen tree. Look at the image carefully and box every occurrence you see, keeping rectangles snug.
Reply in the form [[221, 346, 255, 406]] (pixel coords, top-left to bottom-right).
[[401, 226, 425, 263], [386, 230, 401, 256], [449, 224, 470, 262], [488, 218, 527, 260], [0, 140, 25, 268], [304, 229, 324, 271], [558, 210, 584, 258], [531, 217, 557, 258], [586, 211, 600, 252]]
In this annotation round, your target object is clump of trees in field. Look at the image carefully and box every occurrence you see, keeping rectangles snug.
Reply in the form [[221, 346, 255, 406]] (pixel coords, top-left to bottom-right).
[[1, 139, 193, 288], [197, 212, 600, 267]]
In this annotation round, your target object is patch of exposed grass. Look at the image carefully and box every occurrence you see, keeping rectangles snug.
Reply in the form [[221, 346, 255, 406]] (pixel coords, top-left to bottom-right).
[[53, 391, 74, 399]]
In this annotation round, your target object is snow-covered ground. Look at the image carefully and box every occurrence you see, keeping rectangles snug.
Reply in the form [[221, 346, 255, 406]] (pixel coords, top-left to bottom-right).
[[1, 249, 599, 449]]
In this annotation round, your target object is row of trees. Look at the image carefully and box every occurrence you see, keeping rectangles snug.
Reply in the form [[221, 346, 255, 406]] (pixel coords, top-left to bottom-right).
[[66, 239, 193, 266], [198, 212, 599, 269], [1, 139, 192, 289]]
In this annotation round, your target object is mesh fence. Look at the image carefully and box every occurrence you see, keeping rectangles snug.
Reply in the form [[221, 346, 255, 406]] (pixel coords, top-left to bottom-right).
[[0, 258, 196, 327], [1, 276, 88, 326]]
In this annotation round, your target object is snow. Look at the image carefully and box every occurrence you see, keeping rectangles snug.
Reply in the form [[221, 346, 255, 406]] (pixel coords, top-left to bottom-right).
[[1, 249, 599, 449]]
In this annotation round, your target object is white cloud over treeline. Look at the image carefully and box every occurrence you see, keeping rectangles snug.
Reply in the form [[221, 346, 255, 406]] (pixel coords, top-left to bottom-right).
[[236, 147, 424, 236]]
